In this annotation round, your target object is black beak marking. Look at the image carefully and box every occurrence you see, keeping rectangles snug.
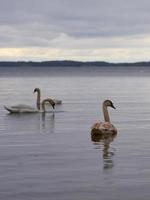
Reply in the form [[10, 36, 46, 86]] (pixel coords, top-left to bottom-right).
[[52, 103, 55, 109], [112, 104, 116, 109]]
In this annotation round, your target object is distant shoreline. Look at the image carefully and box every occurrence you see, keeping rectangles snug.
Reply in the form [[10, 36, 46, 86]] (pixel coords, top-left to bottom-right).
[[0, 60, 150, 67]]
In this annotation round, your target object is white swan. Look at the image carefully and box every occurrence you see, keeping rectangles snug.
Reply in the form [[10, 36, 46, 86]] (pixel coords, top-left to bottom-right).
[[34, 87, 62, 105], [91, 100, 117, 136], [4, 98, 55, 113], [4, 88, 41, 113]]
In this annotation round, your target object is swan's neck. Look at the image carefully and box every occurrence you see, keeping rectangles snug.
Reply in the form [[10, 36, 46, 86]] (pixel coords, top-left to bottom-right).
[[41, 99, 55, 112], [42, 102, 46, 112], [103, 104, 110, 122], [36, 90, 41, 110]]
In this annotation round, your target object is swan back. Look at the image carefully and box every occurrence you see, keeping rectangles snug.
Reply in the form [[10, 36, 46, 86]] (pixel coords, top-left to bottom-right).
[[91, 122, 117, 136], [4, 105, 37, 113]]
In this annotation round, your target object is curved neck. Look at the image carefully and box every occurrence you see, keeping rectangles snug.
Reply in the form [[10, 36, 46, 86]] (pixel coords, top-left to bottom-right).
[[36, 90, 41, 110], [103, 103, 110, 122], [41, 99, 54, 112], [42, 101, 46, 112]]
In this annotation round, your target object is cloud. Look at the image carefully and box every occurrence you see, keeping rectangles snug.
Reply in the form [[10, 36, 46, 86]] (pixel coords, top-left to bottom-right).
[[1, 47, 150, 63], [0, 0, 150, 61]]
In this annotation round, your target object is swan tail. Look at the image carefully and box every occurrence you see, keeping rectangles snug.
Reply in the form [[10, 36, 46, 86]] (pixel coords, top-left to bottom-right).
[[4, 106, 13, 113]]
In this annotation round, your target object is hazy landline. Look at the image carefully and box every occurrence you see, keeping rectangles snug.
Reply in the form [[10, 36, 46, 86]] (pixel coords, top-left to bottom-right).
[[0, 60, 150, 67]]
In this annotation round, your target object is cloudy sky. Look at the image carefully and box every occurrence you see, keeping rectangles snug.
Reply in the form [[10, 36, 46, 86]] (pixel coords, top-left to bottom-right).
[[0, 0, 150, 62]]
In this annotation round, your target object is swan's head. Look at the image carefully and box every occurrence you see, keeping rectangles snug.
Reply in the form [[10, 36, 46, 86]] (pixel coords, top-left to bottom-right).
[[103, 100, 116, 109], [49, 100, 55, 109], [33, 88, 40, 93]]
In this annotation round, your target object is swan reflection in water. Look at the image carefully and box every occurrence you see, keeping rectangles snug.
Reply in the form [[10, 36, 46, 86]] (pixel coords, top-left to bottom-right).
[[91, 132, 117, 169], [41, 112, 55, 133]]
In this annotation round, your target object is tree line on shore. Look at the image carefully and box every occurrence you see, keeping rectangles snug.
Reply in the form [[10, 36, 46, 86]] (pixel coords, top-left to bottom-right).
[[0, 60, 150, 67]]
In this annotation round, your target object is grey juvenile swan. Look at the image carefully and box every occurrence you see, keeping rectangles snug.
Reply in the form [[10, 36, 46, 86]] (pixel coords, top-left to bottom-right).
[[4, 98, 55, 113], [34, 88, 62, 106], [91, 100, 117, 136]]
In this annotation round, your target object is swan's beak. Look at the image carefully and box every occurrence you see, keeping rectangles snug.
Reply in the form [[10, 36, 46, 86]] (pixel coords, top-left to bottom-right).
[[111, 103, 116, 109], [33, 89, 36, 93]]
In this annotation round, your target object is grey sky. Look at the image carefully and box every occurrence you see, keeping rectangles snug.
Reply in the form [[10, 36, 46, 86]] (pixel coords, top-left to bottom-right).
[[0, 0, 150, 61]]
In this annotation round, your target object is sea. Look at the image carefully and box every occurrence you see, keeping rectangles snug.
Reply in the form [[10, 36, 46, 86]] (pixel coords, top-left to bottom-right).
[[0, 65, 150, 200]]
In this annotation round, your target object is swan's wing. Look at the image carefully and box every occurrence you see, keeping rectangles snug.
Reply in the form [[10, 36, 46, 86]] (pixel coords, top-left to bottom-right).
[[100, 122, 116, 131], [91, 122, 117, 135], [4, 105, 37, 113], [91, 122, 104, 130], [53, 99, 62, 104], [11, 104, 34, 109], [47, 98, 62, 105]]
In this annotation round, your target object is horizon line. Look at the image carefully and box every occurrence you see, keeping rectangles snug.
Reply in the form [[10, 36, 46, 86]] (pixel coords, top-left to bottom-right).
[[0, 60, 150, 64]]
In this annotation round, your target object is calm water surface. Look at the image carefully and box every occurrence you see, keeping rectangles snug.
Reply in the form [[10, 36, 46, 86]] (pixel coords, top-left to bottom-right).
[[0, 66, 150, 199]]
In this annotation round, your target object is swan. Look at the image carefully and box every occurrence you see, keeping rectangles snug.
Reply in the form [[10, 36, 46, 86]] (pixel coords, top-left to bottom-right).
[[4, 88, 41, 113], [34, 87, 62, 105], [4, 98, 55, 113], [91, 100, 117, 136], [41, 98, 55, 112]]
